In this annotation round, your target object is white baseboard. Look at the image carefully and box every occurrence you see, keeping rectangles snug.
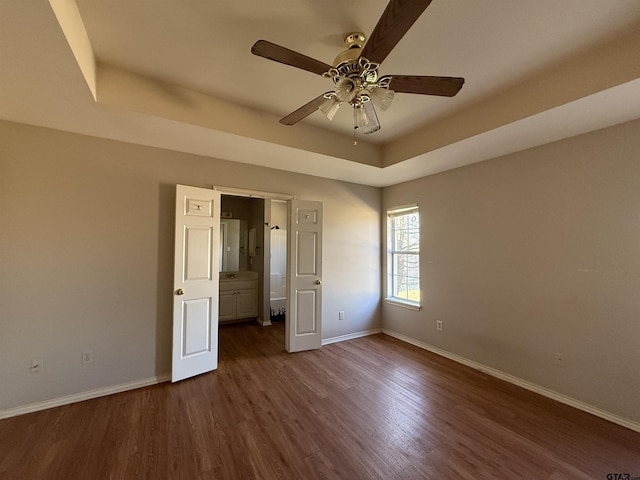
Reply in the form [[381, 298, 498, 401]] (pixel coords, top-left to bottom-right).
[[322, 328, 382, 345], [256, 317, 272, 327], [0, 374, 171, 420], [8, 329, 636, 433], [1, 328, 383, 419], [383, 329, 640, 434]]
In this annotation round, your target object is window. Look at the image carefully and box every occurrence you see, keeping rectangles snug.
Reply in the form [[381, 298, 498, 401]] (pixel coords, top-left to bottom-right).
[[387, 205, 420, 308]]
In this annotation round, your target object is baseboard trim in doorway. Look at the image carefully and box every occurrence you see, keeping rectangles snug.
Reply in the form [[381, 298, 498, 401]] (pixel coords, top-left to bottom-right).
[[382, 329, 640, 434], [0, 374, 171, 420], [322, 328, 382, 346], [256, 317, 272, 327]]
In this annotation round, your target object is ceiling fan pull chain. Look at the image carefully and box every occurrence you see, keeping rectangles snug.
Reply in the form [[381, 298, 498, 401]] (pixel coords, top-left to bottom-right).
[[353, 108, 358, 146]]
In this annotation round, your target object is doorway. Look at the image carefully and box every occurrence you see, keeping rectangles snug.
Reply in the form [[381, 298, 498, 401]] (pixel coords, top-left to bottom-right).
[[212, 186, 324, 354], [268, 200, 287, 326], [172, 184, 323, 382], [217, 190, 291, 349]]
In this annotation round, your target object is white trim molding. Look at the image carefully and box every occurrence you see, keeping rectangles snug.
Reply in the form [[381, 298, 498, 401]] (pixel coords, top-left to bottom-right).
[[385, 297, 421, 311], [0, 374, 171, 420], [322, 328, 382, 346], [1, 329, 384, 419], [213, 185, 293, 201], [256, 317, 272, 327], [382, 329, 640, 434]]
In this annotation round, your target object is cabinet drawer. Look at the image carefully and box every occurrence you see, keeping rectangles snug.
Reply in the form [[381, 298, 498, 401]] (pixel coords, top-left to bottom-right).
[[219, 279, 257, 291]]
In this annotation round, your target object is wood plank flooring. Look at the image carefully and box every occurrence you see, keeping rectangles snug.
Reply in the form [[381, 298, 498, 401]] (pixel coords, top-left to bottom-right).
[[1, 321, 639, 479]]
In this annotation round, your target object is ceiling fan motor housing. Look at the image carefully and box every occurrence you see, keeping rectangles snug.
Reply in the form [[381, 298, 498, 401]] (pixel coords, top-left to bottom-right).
[[332, 32, 367, 68], [330, 33, 379, 97], [345, 32, 366, 48]]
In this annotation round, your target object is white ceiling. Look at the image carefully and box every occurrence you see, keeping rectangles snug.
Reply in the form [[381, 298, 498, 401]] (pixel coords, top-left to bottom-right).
[[1, 0, 640, 186]]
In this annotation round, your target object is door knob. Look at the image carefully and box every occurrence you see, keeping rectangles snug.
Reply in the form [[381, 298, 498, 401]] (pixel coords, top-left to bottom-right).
[[315, 280, 322, 285], [175, 288, 184, 295]]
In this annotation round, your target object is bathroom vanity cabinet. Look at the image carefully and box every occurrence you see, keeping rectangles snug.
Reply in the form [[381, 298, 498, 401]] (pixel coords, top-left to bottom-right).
[[219, 272, 258, 323]]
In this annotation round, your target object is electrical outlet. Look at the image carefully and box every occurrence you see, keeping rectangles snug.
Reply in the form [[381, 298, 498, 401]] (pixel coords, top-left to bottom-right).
[[81, 350, 93, 365], [339, 311, 345, 321], [436, 320, 443, 331], [30, 358, 42, 373], [553, 352, 564, 367]]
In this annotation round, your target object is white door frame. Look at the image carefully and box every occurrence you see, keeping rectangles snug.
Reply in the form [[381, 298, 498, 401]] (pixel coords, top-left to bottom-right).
[[213, 186, 294, 327], [213, 186, 323, 352], [262, 198, 272, 326]]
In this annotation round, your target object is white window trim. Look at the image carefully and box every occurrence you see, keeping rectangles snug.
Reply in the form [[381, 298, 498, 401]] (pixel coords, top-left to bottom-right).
[[385, 297, 421, 310], [386, 204, 421, 309]]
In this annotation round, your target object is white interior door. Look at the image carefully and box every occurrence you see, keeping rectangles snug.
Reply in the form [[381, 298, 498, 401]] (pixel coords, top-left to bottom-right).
[[286, 199, 322, 352], [172, 185, 220, 382]]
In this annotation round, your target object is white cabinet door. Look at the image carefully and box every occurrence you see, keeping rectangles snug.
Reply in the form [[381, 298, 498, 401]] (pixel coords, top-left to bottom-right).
[[172, 185, 220, 382], [218, 290, 236, 322], [287, 200, 322, 352], [236, 289, 258, 319]]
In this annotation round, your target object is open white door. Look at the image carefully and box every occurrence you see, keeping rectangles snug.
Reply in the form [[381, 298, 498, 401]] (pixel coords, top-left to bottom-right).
[[172, 185, 221, 382], [286, 199, 322, 352]]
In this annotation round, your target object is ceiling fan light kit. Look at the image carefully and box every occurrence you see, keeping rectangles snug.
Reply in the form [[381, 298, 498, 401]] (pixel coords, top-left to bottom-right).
[[251, 0, 465, 142]]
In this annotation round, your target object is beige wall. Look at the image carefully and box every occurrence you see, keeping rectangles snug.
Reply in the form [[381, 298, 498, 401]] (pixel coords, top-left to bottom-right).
[[3, 117, 638, 425], [0, 121, 382, 412], [382, 119, 640, 423]]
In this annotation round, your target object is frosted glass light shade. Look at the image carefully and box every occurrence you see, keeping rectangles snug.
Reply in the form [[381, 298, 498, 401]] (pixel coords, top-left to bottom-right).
[[369, 87, 395, 111], [353, 104, 369, 129], [354, 98, 380, 134], [319, 96, 340, 121]]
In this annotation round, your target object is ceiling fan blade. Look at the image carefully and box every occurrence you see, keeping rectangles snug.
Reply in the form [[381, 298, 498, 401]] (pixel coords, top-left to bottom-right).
[[360, 0, 433, 64], [280, 93, 333, 125], [389, 75, 465, 97], [251, 40, 333, 76]]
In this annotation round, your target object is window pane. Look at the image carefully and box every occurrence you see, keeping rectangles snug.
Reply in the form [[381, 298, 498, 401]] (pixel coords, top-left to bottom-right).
[[388, 207, 420, 304], [392, 213, 419, 252], [392, 253, 420, 301]]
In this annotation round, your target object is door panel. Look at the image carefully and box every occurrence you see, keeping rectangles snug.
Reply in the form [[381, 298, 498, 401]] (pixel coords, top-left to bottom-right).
[[296, 231, 318, 275], [172, 185, 220, 382], [295, 289, 317, 335], [181, 298, 211, 356], [287, 199, 322, 352], [184, 226, 213, 280]]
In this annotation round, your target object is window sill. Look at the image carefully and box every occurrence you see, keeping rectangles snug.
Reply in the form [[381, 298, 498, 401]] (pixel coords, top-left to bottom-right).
[[385, 298, 421, 311]]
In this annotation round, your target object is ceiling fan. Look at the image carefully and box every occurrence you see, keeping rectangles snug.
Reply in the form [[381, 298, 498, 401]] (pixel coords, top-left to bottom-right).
[[251, 0, 464, 141]]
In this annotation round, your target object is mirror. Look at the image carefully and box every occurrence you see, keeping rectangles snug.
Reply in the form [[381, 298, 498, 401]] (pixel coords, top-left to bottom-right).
[[219, 219, 248, 272]]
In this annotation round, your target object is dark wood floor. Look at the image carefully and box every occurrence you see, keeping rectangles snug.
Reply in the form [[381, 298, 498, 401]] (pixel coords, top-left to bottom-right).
[[1, 321, 639, 479]]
